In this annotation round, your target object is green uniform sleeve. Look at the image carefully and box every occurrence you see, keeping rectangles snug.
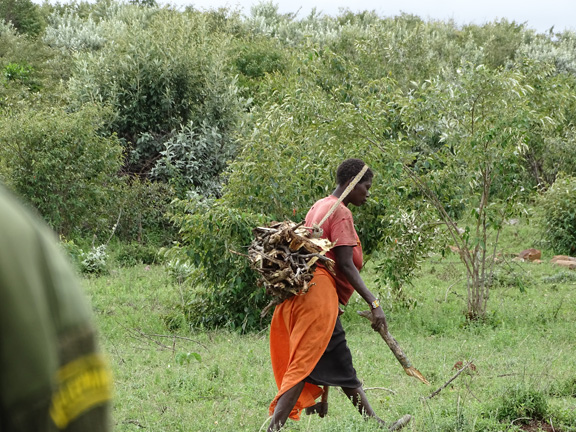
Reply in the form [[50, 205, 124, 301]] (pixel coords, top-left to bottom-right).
[[0, 186, 112, 431]]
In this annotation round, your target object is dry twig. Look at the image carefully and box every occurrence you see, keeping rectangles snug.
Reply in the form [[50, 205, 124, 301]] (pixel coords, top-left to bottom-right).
[[424, 360, 475, 399]]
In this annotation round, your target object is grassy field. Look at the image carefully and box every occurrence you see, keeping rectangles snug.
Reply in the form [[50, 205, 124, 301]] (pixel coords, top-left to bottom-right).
[[83, 220, 576, 432]]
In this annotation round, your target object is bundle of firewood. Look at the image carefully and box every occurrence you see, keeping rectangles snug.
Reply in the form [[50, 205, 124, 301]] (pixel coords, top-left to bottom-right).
[[248, 164, 369, 315], [248, 220, 335, 315]]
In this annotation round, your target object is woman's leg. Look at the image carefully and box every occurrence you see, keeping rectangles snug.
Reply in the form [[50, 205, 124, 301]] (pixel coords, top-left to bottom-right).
[[342, 386, 412, 430], [342, 386, 385, 423], [267, 381, 306, 432]]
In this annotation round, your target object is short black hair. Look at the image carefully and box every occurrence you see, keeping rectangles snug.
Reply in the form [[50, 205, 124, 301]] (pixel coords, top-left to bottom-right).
[[336, 158, 373, 186]]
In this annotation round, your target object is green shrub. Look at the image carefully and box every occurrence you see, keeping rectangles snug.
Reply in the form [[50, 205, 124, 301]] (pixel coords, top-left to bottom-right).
[[79, 244, 109, 275], [3, 62, 33, 82], [234, 40, 286, 79], [43, 8, 107, 52], [494, 385, 548, 423], [166, 194, 269, 332], [539, 174, 576, 255], [373, 206, 442, 305], [67, 7, 245, 176], [59, 237, 84, 269], [489, 267, 530, 292], [0, 18, 63, 104], [166, 259, 194, 285], [0, 0, 45, 36], [549, 377, 576, 398], [111, 177, 176, 245], [113, 242, 159, 267], [151, 121, 239, 198], [0, 104, 123, 236]]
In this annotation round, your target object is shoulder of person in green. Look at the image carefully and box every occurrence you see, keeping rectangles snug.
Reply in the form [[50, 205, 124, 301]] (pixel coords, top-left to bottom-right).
[[0, 185, 112, 431]]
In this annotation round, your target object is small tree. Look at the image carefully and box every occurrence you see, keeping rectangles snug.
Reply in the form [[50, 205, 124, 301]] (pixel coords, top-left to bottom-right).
[[359, 64, 545, 320], [0, 0, 45, 37]]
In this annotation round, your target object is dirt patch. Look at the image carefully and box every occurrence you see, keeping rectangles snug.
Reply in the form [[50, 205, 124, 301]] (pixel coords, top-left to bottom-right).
[[518, 419, 560, 432]]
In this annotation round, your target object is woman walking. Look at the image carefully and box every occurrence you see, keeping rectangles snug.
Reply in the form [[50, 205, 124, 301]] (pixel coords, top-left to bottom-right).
[[267, 159, 412, 431]]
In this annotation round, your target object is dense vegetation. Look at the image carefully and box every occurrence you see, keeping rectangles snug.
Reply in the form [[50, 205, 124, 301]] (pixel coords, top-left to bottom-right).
[[2, 0, 576, 329]]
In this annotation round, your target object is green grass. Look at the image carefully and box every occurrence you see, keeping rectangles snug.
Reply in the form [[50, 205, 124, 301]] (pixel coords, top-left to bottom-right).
[[83, 219, 576, 431]]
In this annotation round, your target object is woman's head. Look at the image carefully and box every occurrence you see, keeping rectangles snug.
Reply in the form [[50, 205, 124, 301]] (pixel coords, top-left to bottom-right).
[[336, 158, 373, 207], [336, 158, 373, 186]]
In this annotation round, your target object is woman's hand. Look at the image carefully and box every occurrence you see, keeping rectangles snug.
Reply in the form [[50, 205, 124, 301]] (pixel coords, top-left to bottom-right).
[[334, 245, 388, 332], [370, 306, 388, 333]]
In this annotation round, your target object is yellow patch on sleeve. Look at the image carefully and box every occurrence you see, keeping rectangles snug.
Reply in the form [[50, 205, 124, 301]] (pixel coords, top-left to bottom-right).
[[49, 353, 113, 429]]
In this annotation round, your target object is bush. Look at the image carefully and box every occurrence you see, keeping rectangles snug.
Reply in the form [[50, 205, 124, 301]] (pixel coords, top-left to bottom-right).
[[539, 174, 576, 255], [3, 61, 33, 82], [59, 237, 84, 269], [43, 8, 107, 52], [111, 177, 176, 245], [494, 385, 548, 423], [67, 6, 245, 176], [0, 104, 123, 236], [549, 377, 576, 398], [373, 207, 442, 305], [151, 121, 239, 198], [113, 242, 159, 267], [79, 244, 109, 275], [0, 18, 63, 105], [0, 0, 45, 36], [166, 194, 269, 332]]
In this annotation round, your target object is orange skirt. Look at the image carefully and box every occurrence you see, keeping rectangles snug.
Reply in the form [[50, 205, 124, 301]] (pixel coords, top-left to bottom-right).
[[268, 268, 339, 420]]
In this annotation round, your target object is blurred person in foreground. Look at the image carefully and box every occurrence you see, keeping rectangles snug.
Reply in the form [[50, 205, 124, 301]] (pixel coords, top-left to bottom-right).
[[266, 159, 412, 431], [0, 184, 112, 431]]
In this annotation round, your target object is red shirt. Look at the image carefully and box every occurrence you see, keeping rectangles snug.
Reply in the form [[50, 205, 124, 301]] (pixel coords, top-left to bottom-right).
[[305, 195, 363, 305]]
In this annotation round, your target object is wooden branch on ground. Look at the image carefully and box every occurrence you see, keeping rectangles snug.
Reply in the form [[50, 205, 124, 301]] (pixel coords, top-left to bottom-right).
[[424, 360, 475, 399], [364, 386, 397, 395], [123, 326, 208, 352]]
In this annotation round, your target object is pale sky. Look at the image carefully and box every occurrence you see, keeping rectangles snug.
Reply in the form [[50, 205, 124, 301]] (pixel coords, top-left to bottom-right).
[[161, 0, 576, 33]]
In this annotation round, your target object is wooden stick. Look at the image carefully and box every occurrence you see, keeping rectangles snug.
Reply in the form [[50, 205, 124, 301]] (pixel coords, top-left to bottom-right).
[[424, 360, 475, 399], [358, 310, 429, 385]]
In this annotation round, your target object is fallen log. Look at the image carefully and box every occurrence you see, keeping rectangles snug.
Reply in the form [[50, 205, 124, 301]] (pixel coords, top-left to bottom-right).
[[358, 310, 429, 385]]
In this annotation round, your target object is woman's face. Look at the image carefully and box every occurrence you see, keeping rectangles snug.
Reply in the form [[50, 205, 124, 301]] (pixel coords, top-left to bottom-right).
[[348, 179, 372, 207]]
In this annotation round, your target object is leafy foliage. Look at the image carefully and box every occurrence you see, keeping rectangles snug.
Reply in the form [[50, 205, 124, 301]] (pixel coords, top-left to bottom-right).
[[165, 194, 268, 332], [0, 104, 123, 236], [0, 0, 45, 36], [494, 385, 549, 423], [151, 121, 239, 198], [111, 176, 176, 244], [538, 174, 576, 255], [112, 242, 159, 267], [66, 6, 245, 176], [43, 8, 108, 52], [374, 207, 442, 306], [3, 61, 33, 82], [80, 244, 109, 275], [0, 19, 63, 108], [370, 64, 543, 320]]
